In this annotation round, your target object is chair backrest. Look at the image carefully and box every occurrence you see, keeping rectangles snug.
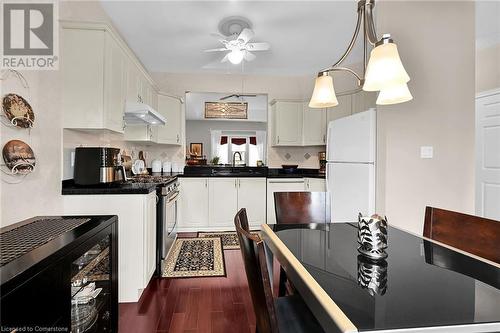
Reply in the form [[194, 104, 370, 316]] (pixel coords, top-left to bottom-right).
[[274, 192, 329, 224], [234, 208, 279, 333], [423, 206, 500, 264]]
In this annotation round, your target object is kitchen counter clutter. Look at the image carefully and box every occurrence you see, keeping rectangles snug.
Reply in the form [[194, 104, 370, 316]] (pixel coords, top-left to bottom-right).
[[0, 215, 118, 332]]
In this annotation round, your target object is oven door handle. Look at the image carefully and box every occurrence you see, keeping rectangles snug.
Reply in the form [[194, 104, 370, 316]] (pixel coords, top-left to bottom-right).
[[166, 191, 180, 204]]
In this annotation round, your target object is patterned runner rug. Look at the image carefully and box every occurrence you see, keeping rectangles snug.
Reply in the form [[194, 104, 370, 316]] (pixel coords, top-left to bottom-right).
[[198, 231, 241, 250], [162, 237, 225, 278]]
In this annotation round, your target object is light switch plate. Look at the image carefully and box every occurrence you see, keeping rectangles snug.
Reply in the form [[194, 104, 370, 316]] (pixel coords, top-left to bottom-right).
[[420, 146, 433, 159]]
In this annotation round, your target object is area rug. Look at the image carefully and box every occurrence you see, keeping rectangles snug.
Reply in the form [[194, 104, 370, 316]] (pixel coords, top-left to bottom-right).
[[198, 231, 260, 250], [162, 237, 226, 278], [198, 231, 241, 250]]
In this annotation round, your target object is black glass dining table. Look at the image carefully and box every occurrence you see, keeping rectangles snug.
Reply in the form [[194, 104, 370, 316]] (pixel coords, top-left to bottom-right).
[[261, 222, 500, 333]]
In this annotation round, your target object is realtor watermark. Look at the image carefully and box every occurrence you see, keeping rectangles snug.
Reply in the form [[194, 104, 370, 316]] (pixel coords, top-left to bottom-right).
[[1, 1, 59, 70]]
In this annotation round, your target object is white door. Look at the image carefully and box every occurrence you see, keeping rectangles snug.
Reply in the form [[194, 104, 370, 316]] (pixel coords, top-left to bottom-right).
[[303, 103, 327, 146], [266, 178, 306, 224], [238, 178, 267, 229], [274, 102, 303, 146], [209, 178, 238, 228], [155, 94, 182, 145], [179, 178, 209, 228], [104, 32, 126, 133], [476, 90, 500, 220], [327, 162, 375, 223]]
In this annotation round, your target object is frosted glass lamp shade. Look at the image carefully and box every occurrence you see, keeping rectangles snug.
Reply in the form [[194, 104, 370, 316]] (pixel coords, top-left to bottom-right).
[[363, 42, 410, 92], [309, 74, 339, 108], [376, 82, 413, 105], [228, 49, 244, 64]]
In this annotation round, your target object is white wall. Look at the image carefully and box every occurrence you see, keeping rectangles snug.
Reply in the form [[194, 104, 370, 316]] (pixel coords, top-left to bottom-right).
[[152, 71, 359, 168], [375, 1, 476, 235]]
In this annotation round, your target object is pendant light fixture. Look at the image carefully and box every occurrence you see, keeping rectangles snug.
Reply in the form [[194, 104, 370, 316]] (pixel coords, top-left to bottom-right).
[[309, 0, 412, 108]]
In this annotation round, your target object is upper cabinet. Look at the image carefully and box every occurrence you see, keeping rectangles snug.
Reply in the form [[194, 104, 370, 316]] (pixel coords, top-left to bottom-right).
[[61, 23, 127, 133], [272, 101, 303, 146], [61, 21, 160, 135], [271, 91, 376, 147], [153, 94, 183, 145], [303, 102, 327, 146]]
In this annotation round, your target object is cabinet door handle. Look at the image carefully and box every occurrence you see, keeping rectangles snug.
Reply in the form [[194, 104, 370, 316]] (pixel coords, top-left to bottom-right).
[[238, 179, 241, 188], [205, 179, 208, 187], [277, 136, 280, 144], [323, 134, 326, 143], [177, 134, 179, 143]]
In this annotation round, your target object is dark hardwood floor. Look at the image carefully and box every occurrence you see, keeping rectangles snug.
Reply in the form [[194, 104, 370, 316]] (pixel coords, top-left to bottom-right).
[[118, 232, 276, 333]]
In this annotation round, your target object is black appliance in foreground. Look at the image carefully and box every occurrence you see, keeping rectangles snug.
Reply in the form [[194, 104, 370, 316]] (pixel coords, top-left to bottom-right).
[[0, 215, 118, 332], [74, 147, 125, 186]]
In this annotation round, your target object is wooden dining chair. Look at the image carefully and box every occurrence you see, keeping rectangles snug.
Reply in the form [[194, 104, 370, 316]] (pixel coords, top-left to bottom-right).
[[423, 206, 500, 264], [274, 192, 329, 225], [234, 209, 324, 333]]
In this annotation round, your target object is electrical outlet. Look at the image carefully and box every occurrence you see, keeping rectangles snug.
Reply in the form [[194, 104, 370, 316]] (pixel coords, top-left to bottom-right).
[[420, 146, 433, 159]]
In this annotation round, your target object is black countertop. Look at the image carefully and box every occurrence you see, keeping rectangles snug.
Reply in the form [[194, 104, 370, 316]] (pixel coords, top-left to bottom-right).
[[180, 166, 325, 179], [62, 179, 158, 195], [0, 215, 117, 289], [268, 223, 500, 331]]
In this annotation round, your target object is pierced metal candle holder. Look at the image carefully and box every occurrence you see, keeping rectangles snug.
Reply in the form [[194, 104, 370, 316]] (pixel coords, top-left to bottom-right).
[[357, 213, 388, 260]]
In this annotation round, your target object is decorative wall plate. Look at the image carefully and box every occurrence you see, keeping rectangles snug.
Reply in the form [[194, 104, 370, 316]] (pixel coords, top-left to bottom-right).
[[2, 93, 35, 128], [2, 140, 36, 174]]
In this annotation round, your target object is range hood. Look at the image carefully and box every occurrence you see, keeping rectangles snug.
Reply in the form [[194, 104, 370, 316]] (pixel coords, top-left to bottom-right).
[[124, 102, 166, 126]]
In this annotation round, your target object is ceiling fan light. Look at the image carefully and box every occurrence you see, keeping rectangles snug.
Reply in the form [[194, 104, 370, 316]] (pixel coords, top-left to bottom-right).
[[228, 49, 244, 64], [376, 82, 413, 105], [363, 42, 410, 92], [309, 73, 339, 108]]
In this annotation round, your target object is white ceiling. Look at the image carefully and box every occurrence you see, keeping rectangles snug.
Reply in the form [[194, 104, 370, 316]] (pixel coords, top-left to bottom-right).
[[100, 1, 363, 76], [476, 1, 500, 49]]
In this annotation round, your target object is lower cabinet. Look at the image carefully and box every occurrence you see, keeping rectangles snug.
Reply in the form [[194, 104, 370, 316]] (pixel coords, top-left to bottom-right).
[[63, 192, 156, 303], [179, 177, 266, 231], [179, 178, 209, 229]]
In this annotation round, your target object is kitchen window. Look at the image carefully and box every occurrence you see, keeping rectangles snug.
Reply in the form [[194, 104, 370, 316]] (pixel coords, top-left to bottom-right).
[[211, 131, 266, 166]]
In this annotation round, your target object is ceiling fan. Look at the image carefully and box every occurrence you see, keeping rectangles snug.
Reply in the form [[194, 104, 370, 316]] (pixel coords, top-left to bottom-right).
[[204, 18, 270, 65], [219, 93, 257, 101]]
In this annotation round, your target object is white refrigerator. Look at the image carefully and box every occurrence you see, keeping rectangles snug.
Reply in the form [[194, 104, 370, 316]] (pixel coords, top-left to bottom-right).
[[326, 108, 376, 222]]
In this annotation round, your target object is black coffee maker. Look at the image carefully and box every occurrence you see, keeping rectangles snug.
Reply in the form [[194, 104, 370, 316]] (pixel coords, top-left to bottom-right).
[[74, 147, 126, 185]]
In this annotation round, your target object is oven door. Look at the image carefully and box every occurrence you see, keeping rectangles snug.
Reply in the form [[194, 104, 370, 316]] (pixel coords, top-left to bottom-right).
[[162, 189, 179, 259]]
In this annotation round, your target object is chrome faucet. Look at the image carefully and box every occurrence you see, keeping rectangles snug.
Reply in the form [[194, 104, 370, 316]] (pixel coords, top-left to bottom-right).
[[232, 152, 242, 167]]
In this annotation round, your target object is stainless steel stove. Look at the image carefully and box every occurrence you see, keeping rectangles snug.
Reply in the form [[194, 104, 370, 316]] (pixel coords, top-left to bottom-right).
[[129, 174, 179, 275]]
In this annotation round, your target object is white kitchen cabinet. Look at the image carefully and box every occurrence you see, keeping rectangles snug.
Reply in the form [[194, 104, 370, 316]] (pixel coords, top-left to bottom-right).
[[209, 178, 238, 227], [124, 125, 154, 142], [305, 178, 326, 192], [179, 177, 266, 231], [143, 192, 157, 287], [266, 178, 306, 224], [352, 91, 377, 114], [154, 94, 183, 145], [63, 191, 157, 303], [303, 102, 327, 146], [272, 101, 303, 146], [238, 178, 267, 228], [179, 178, 209, 229], [62, 23, 126, 133]]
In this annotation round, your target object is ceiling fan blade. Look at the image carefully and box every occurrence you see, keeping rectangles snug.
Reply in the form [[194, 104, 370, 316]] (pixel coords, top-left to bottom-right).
[[220, 53, 229, 63], [237, 28, 254, 44], [220, 94, 237, 100], [204, 48, 228, 52], [244, 51, 256, 62], [245, 42, 271, 51]]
